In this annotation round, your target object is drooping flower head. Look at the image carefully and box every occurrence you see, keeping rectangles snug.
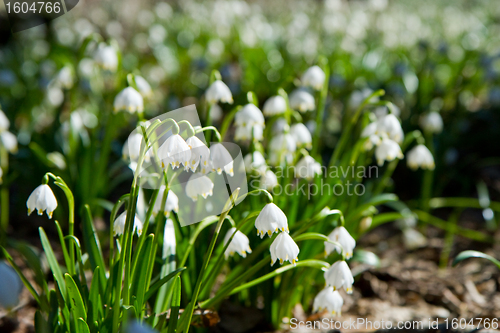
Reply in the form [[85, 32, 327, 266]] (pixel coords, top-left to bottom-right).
[[27, 184, 58, 218], [113, 211, 143, 237], [223, 227, 252, 259], [407, 144, 435, 170], [94, 43, 118, 72], [185, 174, 214, 201], [255, 203, 288, 238], [152, 185, 179, 217], [263, 95, 287, 116], [210, 143, 234, 176], [135, 75, 153, 98], [420, 111, 443, 134], [376, 114, 404, 144], [375, 137, 403, 166], [243, 151, 267, 174], [186, 136, 210, 173], [158, 134, 191, 170], [260, 169, 278, 190], [270, 232, 300, 265], [113, 87, 144, 114], [325, 226, 356, 259], [324, 260, 354, 294], [289, 89, 315, 113], [301, 65, 326, 90], [313, 287, 343, 316], [290, 123, 312, 149], [205, 80, 233, 104], [295, 155, 322, 180]]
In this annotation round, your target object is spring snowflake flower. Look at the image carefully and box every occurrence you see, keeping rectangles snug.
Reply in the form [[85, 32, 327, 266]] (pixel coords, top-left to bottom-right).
[[152, 185, 179, 217], [376, 114, 404, 143], [135, 75, 153, 98], [407, 144, 435, 170], [94, 43, 118, 72], [289, 89, 315, 113], [234, 104, 265, 141], [263, 95, 287, 116], [186, 136, 210, 173], [301, 65, 326, 90], [255, 203, 289, 238], [185, 174, 214, 201], [205, 80, 233, 104], [113, 211, 143, 236], [0, 131, 18, 153], [313, 287, 343, 315], [295, 156, 322, 180], [158, 134, 191, 170], [223, 227, 252, 259], [360, 122, 381, 150], [269, 133, 296, 165], [27, 184, 58, 218], [325, 226, 356, 259], [290, 123, 312, 149], [244, 151, 267, 173], [375, 138, 403, 166], [234, 123, 264, 141], [260, 169, 278, 190], [114, 87, 144, 114], [270, 232, 300, 265], [420, 111, 443, 134], [0, 261, 23, 310], [122, 132, 150, 162], [324, 260, 354, 294], [210, 143, 234, 176], [0, 110, 9, 132]]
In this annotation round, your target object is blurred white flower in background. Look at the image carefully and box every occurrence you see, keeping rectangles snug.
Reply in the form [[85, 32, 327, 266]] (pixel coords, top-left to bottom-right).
[[205, 80, 233, 104], [263, 95, 287, 116], [113, 87, 144, 113], [313, 287, 343, 315], [260, 169, 278, 190], [407, 144, 435, 170], [135, 75, 153, 98], [290, 123, 312, 149], [185, 174, 214, 201], [325, 226, 356, 259], [0, 131, 18, 154], [94, 43, 118, 72], [361, 122, 381, 150], [244, 151, 267, 173], [234, 104, 265, 141], [301, 65, 326, 90], [420, 111, 443, 133], [295, 155, 322, 180], [152, 185, 179, 217], [26, 184, 57, 218], [375, 137, 404, 166], [270, 232, 300, 265], [113, 211, 143, 236], [209, 143, 234, 176], [255, 203, 289, 238], [269, 132, 296, 165], [223, 227, 252, 259], [376, 114, 404, 143], [0, 110, 9, 131], [0, 261, 23, 311], [289, 89, 315, 113]]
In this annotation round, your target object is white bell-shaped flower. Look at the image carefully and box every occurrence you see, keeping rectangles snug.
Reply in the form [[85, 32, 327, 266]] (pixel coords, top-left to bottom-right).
[[313, 287, 343, 315], [113, 211, 143, 237], [56, 66, 74, 89], [185, 174, 214, 201], [270, 232, 300, 265], [94, 43, 118, 72], [263, 95, 287, 116], [158, 134, 191, 169], [27, 184, 58, 218], [122, 132, 150, 162], [210, 143, 234, 176], [360, 122, 380, 151], [235, 104, 265, 128], [324, 260, 354, 294], [301, 65, 326, 90], [260, 169, 278, 190], [376, 114, 404, 143], [223, 227, 252, 259], [375, 138, 403, 166], [0, 131, 18, 153], [290, 123, 312, 149], [269, 133, 296, 165], [0, 110, 9, 132], [295, 155, 322, 180], [186, 136, 210, 173], [255, 203, 288, 238], [0, 261, 23, 310], [325, 226, 356, 259], [244, 151, 267, 173], [420, 111, 443, 134], [407, 144, 435, 170], [153, 185, 179, 217], [234, 123, 264, 141], [135, 75, 153, 98], [289, 89, 315, 113], [205, 80, 233, 104], [113, 87, 144, 114]]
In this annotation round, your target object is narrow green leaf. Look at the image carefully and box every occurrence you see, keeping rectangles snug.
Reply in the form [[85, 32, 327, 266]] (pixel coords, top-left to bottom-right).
[[39, 227, 66, 294], [88, 267, 103, 326], [346, 193, 398, 222], [81, 205, 107, 289], [130, 234, 154, 313], [145, 267, 186, 302], [167, 277, 181, 333], [1, 247, 41, 304], [8, 240, 48, 295], [65, 273, 87, 321], [35, 310, 50, 333], [453, 250, 500, 269]]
